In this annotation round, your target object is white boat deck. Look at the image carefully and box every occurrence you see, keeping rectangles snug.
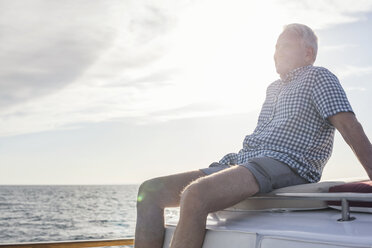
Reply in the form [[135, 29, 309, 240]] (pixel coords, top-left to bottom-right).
[[164, 208, 372, 248], [163, 179, 372, 248]]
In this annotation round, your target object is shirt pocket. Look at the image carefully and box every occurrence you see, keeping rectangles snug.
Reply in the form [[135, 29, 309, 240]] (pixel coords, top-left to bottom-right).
[[276, 88, 302, 118]]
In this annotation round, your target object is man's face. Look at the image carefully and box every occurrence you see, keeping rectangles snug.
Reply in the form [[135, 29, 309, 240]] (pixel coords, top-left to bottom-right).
[[274, 31, 311, 78]]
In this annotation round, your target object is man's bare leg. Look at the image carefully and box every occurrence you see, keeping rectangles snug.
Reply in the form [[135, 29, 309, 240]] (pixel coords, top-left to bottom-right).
[[135, 170, 205, 248], [169, 165, 259, 248]]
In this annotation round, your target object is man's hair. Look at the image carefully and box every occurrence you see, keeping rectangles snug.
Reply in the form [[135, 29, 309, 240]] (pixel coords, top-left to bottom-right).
[[283, 23, 318, 63]]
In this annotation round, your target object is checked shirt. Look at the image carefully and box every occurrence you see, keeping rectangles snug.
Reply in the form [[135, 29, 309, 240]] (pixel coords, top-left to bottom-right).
[[218, 65, 354, 183]]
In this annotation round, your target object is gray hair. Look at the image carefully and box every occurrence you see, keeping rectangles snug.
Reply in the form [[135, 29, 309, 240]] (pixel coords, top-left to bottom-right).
[[283, 23, 318, 62]]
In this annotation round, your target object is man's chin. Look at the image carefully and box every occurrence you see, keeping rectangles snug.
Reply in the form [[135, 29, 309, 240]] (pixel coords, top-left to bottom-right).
[[275, 67, 286, 77], [275, 67, 289, 80]]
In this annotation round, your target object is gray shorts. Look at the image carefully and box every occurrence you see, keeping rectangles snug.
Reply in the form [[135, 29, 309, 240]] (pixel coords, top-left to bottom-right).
[[200, 157, 308, 194]]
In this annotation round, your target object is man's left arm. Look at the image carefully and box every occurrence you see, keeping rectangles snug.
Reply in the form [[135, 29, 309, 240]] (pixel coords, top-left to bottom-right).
[[329, 112, 372, 180]]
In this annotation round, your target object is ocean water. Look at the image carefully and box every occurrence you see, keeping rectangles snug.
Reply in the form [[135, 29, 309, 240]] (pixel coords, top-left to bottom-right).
[[0, 185, 179, 246]]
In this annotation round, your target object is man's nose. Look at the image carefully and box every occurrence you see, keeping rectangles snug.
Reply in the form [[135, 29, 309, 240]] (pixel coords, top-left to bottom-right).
[[274, 50, 281, 60]]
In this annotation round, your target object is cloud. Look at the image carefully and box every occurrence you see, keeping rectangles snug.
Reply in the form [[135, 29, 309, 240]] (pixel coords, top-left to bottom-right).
[[345, 87, 367, 92], [322, 44, 358, 52], [105, 69, 178, 88], [2, 0, 372, 137], [276, 0, 372, 29], [0, 0, 117, 109], [0, 0, 192, 136], [335, 65, 372, 79], [0, 0, 187, 107], [136, 102, 231, 123]]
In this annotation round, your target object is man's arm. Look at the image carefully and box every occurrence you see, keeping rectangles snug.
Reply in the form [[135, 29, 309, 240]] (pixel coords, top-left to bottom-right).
[[329, 112, 372, 180]]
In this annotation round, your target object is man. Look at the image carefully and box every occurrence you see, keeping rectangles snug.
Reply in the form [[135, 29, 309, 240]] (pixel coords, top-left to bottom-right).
[[134, 23, 372, 248]]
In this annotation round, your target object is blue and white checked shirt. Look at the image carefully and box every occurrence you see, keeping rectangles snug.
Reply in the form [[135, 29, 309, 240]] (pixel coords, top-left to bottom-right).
[[218, 65, 354, 183]]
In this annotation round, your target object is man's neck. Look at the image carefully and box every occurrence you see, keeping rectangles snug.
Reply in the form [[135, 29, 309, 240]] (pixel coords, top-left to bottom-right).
[[280, 64, 313, 81]]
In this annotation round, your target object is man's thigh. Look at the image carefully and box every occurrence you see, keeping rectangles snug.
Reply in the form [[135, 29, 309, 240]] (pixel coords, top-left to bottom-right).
[[201, 158, 307, 194], [187, 165, 259, 213]]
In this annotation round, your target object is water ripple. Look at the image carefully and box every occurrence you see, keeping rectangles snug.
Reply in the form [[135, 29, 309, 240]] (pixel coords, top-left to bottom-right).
[[0, 185, 140, 245]]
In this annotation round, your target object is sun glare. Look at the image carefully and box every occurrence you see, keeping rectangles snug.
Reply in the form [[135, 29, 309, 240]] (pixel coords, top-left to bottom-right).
[[152, 0, 284, 117]]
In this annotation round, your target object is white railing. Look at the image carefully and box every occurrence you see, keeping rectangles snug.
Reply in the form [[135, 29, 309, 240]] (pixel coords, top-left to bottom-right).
[[256, 192, 372, 221]]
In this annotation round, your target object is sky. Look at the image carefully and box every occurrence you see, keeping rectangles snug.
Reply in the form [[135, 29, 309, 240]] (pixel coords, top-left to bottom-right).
[[1, 0, 372, 184]]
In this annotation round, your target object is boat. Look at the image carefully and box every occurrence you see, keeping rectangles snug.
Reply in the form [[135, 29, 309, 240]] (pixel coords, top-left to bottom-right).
[[162, 177, 372, 248], [2, 178, 371, 248]]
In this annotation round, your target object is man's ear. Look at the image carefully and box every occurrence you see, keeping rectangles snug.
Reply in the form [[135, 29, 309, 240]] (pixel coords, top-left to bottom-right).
[[305, 47, 315, 63]]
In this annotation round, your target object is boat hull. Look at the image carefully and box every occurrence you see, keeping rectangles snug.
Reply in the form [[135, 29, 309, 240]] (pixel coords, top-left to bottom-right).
[[163, 209, 372, 248]]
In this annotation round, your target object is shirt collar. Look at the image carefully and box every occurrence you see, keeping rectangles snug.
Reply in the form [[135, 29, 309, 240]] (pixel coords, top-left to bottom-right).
[[281, 65, 312, 83]]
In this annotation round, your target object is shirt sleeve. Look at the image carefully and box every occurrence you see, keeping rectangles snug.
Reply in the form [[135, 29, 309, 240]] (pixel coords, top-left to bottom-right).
[[311, 68, 354, 123], [218, 152, 238, 165]]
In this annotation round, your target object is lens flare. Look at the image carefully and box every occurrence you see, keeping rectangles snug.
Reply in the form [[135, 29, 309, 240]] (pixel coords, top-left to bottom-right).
[[137, 194, 144, 202]]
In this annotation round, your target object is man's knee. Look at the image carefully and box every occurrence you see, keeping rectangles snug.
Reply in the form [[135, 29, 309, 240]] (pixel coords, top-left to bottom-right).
[[137, 177, 166, 208], [179, 180, 209, 215]]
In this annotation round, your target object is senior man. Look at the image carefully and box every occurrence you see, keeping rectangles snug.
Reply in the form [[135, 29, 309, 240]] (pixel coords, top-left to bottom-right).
[[134, 23, 372, 248]]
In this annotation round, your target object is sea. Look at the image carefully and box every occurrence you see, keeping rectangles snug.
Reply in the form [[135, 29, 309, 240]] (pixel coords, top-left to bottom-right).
[[0, 185, 179, 247]]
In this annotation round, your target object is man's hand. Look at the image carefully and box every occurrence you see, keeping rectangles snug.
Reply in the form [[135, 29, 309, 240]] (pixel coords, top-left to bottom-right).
[[329, 112, 372, 180]]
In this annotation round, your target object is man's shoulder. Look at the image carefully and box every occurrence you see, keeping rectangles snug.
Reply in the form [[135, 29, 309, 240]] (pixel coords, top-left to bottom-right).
[[299, 66, 339, 88], [308, 66, 341, 86], [307, 66, 337, 77], [270, 79, 281, 85], [267, 79, 281, 92]]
